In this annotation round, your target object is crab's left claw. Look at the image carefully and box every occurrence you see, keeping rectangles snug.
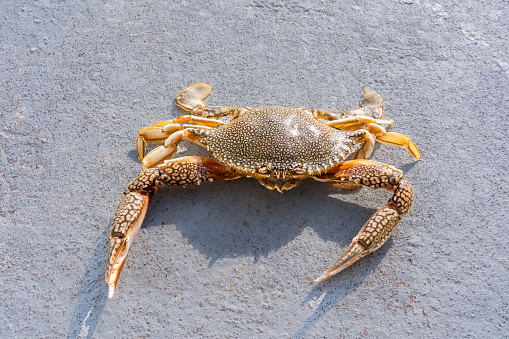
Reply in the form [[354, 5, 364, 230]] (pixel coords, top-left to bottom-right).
[[106, 159, 241, 298], [106, 172, 156, 298], [106, 235, 129, 298]]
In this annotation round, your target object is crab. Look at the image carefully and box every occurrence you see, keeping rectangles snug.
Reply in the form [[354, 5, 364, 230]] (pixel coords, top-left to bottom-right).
[[106, 82, 420, 298]]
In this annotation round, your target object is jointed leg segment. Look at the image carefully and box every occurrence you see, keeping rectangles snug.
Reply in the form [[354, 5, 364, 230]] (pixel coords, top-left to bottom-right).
[[106, 156, 241, 298], [314, 159, 414, 282], [309, 89, 420, 160], [137, 82, 248, 168], [136, 116, 223, 163]]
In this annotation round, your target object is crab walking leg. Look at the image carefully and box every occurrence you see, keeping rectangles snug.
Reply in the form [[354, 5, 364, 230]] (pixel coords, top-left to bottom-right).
[[325, 116, 393, 128], [137, 124, 184, 161], [141, 127, 214, 170], [366, 123, 421, 160], [106, 156, 241, 298], [325, 120, 420, 160], [176, 82, 245, 118], [311, 109, 389, 123], [313, 159, 414, 283], [310, 89, 385, 121], [136, 116, 223, 161], [159, 115, 224, 128]]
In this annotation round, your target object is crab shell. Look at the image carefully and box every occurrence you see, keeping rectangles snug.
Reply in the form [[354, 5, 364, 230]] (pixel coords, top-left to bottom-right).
[[201, 107, 360, 180]]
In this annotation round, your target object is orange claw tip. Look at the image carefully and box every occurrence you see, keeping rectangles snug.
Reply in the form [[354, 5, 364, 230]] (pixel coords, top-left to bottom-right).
[[106, 253, 127, 299], [105, 234, 128, 299], [106, 236, 130, 299]]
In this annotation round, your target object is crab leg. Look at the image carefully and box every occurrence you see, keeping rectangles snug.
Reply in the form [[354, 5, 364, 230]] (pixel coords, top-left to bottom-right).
[[342, 124, 420, 161], [324, 116, 393, 128], [313, 159, 414, 283], [137, 116, 223, 161], [141, 127, 214, 170], [311, 89, 385, 122], [106, 156, 241, 298], [365, 123, 420, 160], [176, 82, 244, 118], [350, 129, 377, 160], [137, 123, 184, 161], [312, 89, 420, 160], [325, 119, 420, 160]]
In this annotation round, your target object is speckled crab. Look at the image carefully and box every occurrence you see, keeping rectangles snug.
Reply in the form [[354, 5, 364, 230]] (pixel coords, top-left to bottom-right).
[[106, 82, 420, 298]]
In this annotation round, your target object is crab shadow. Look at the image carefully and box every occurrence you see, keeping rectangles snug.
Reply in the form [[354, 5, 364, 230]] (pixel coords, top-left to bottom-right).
[[144, 177, 382, 268], [67, 154, 400, 338], [67, 231, 109, 339], [142, 176, 393, 335]]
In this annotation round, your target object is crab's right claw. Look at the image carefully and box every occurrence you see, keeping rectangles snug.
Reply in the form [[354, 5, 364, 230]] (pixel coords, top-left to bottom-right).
[[106, 191, 151, 298], [314, 206, 401, 283], [314, 160, 415, 283], [175, 82, 212, 112]]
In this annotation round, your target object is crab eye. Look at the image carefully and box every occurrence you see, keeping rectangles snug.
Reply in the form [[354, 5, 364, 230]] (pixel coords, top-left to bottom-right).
[[389, 175, 399, 185], [160, 173, 171, 184]]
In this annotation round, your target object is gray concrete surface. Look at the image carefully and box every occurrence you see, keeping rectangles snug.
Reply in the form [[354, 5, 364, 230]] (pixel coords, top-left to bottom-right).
[[1, 1, 508, 338]]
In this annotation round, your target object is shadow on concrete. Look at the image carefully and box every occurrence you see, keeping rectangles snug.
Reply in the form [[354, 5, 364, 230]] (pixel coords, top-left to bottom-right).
[[67, 165, 400, 338], [67, 232, 109, 339], [146, 178, 395, 338], [292, 243, 390, 339], [143, 178, 381, 267]]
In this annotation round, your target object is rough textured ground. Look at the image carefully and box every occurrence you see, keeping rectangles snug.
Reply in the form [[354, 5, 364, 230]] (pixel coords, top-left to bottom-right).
[[1, 1, 508, 338]]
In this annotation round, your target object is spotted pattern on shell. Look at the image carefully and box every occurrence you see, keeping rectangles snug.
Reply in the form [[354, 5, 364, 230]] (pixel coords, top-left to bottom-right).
[[203, 107, 359, 176]]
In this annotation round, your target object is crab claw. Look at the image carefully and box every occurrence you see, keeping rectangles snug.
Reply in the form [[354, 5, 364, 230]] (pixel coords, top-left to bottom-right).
[[106, 191, 151, 298], [314, 205, 401, 283], [314, 161, 415, 283], [106, 235, 129, 298], [314, 240, 367, 283]]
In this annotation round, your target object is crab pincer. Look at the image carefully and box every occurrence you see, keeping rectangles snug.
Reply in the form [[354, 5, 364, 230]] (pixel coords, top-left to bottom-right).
[[106, 157, 239, 298], [313, 160, 414, 282]]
